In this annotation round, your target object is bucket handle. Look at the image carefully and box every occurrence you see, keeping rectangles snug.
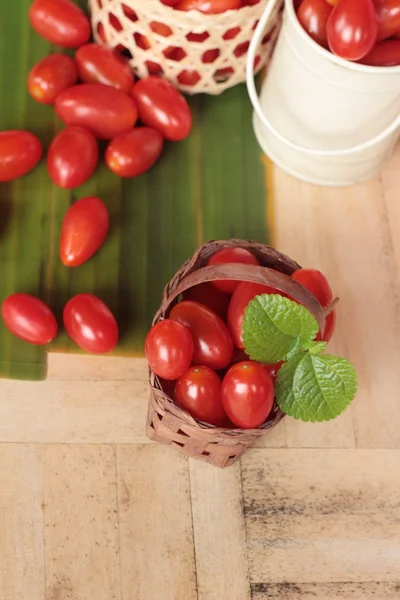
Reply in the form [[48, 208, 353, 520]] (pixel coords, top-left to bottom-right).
[[246, 0, 400, 158]]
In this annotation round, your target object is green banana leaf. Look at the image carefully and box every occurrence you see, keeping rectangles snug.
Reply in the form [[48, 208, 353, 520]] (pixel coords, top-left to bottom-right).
[[0, 0, 271, 380]]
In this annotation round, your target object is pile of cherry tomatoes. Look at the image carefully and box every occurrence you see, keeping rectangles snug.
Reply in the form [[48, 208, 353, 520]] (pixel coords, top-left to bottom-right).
[[0, 0, 194, 354], [145, 246, 336, 430], [296, 0, 400, 65]]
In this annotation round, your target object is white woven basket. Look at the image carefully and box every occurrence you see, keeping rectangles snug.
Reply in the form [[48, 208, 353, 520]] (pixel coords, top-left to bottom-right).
[[89, 0, 283, 95]]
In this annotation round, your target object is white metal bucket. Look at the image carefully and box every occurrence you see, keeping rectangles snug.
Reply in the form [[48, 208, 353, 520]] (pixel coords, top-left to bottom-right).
[[246, 0, 400, 186]]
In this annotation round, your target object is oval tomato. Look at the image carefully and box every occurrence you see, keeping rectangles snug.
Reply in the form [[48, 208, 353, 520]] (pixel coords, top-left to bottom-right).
[[375, 0, 400, 41], [222, 361, 274, 429], [207, 247, 260, 294], [326, 0, 378, 60], [0, 131, 42, 182], [132, 77, 192, 141], [175, 365, 228, 426], [227, 282, 282, 349], [75, 44, 134, 93], [175, 0, 241, 13], [182, 283, 231, 320], [358, 39, 400, 65], [63, 294, 118, 353], [47, 126, 98, 189], [145, 319, 194, 380], [297, 0, 333, 48], [170, 300, 234, 370], [160, 0, 181, 5], [55, 84, 138, 140], [2, 294, 57, 345], [29, 0, 91, 48], [28, 54, 78, 105], [291, 268, 333, 307], [60, 196, 109, 267], [105, 127, 163, 178], [316, 309, 337, 343], [263, 361, 283, 384]]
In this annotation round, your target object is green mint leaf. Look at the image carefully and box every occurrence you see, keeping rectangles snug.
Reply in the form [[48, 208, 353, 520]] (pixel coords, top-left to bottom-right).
[[275, 352, 358, 422], [242, 294, 319, 364], [303, 341, 327, 355]]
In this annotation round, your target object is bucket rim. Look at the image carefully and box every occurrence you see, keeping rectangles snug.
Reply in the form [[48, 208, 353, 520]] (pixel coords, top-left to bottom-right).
[[286, 0, 400, 75]]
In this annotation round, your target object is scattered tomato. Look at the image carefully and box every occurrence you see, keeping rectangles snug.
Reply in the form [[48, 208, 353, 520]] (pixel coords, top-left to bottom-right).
[[263, 361, 283, 384], [106, 127, 163, 178], [60, 196, 109, 267], [222, 361, 274, 429], [297, 0, 333, 48], [132, 76, 192, 141], [358, 38, 400, 64], [47, 126, 98, 189], [207, 247, 260, 294], [55, 84, 138, 139], [63, 294, 118, 353], [145, 319, 194, 380], [170, 300, 234, 370], [29, 0, 91, 48], [0, 130, 42, 182], [2, 294, 57, 345], [182, 283, 231, 320], [28, 54, 78, 105], [291, 267, 333, 308], [75, 43, 134, 93], [327, 0, 378, 60], [375, 0, 400, 41], [175, 365, 228, 426], [176, 0, 241, 13]]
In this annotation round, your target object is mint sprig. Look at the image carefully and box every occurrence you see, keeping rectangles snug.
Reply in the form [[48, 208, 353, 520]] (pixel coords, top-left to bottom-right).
[[242, 294, 358, 422]]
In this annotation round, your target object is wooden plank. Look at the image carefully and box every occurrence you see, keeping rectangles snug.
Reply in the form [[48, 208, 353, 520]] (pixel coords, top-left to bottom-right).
[[189, 459, 251, 600], [117, 445, 197, 600], [254, 419, 286, 448], [43, 445, 121, 600], [47, 353, 148, 381], [0, 445, 45, 600], [242, 449, 400, 585], [251, 581, 400, 600]]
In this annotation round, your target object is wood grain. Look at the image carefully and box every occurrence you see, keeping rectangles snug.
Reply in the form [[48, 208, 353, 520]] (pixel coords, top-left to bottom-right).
[[251, 582, 400, 600]]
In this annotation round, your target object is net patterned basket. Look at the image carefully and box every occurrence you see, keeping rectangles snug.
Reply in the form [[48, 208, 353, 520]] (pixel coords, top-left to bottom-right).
[[89, 0, 284, 94], [146, 239, 326, 468]]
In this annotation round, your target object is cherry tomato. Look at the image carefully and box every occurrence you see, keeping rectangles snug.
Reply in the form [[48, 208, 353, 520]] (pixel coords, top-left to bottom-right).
[[297, 0, 333, 48], [63, 294, 118, 353], [60, 196, 109, 267], [227, 282, 282, 349], [170, 300, 234, 370], [75, 44, 134, 93], [315, 309, 337, 343], [263, 361, 283, 384], [176, 0, 241, 13], [29, 0, 91, 48], [358, 38, 400, 64], [222, 361, 274, 429], [47, 126, 98, 189], [182, 283, 231, 320], [105, 127, 163, 178], [55, 84, 138, 140], [207, 247, 260, 294], [145, 319, 194, 380], [2, 294, 57, 345], [375, 0, 400, 41], [161, 0, 181, 5], [0, 131, 42, 182], [28, 54, 78, 105], [291, 267, 333, 307], [327, 0, 378, 60], [175, 366, 228, 426], [132, 77, 192, 141]]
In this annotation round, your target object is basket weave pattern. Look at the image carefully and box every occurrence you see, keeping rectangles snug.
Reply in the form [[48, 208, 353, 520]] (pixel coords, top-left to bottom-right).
[[146, 240, 325, 468], [89, 0, 283, 94]]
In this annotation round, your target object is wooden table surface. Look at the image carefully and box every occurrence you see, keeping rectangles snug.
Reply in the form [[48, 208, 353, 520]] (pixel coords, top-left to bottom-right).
[[1, 145, 400, 600]]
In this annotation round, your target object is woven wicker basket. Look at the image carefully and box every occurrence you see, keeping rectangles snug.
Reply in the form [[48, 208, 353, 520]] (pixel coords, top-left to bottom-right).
[[89, 0, 283, 94], [146, 239, 326, 468]]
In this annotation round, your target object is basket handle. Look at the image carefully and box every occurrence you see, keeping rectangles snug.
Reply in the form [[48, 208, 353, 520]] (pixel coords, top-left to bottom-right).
[[246, 0, 400, 158], [161, 262, 326, 332]]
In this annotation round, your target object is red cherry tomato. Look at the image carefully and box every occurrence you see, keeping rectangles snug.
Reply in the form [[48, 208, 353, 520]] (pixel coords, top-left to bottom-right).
[[132, 77, 192, 141], [182, 283, 231, 320], [375, 0, 400, 41], [227, 282, 282, 349], [358, 38, 400, 64], [297, 0, 333, 48], [291, 268, 333, 307], [2, 294, 58, 345], [105, 127, 163, 178], [145, 319, 194, 380], [60, 196, 109, 267], [207, 247, 260, 294], [316, 309, 337, 343], [175, 366, 228, 426], [263, 361, 283, 384], [176, 0, 241, 13], [28, 54, 78, 105], [170, 300, 234, 370], [75, 44, 134, 93], [55, 84, 138, 140], [47, 126, 98, 189], [326, 0, 378, 60], [29, 0, 91, 48], [0, 131, 42, 182], [63, 294, 118, 353], [222, 361, 274, 429], [160, 0, 181, 5]]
